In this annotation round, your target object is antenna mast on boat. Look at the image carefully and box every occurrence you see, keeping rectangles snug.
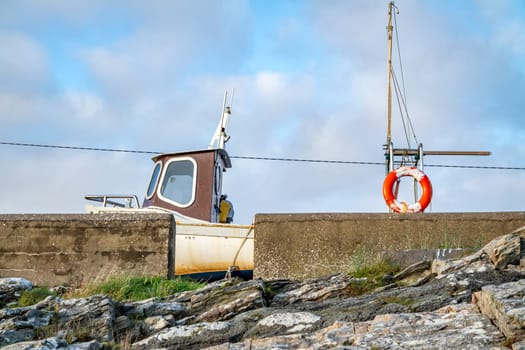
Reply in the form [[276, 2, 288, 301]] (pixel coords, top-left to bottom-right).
[[382, 1, 491, 213], [209, 90, 234, 150]]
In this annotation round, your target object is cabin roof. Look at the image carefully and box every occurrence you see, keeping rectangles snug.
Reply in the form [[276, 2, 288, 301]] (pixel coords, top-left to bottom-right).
[[151, 148, 232, 168]]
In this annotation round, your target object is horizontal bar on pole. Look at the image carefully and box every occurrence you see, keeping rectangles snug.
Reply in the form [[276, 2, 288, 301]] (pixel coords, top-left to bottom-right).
[[392, 149, 491, 156]]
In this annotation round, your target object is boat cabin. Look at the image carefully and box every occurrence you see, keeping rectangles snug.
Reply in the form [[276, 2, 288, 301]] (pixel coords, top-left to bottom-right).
[[85, 92, 237, 224], [142, 148, 232, 222]]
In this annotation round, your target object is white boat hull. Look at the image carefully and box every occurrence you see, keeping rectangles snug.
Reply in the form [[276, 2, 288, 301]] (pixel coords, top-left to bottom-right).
[[175, 222, 254, 278], [86, 205, 254, 279]]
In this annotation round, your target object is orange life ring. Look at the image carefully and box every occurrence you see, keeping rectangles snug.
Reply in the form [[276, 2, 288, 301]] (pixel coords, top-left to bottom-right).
[[382, 166, 432, 213]]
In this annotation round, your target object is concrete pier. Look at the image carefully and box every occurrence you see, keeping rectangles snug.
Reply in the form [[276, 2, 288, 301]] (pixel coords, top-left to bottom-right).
[[0, 213, 174, 287], [253, 212, 525, 280], [3, 211, 525, 285]]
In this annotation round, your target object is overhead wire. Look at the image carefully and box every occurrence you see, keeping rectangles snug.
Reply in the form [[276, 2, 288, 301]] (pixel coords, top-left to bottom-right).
[[0, 140, 524, 171], [0, 141, 159, 154]]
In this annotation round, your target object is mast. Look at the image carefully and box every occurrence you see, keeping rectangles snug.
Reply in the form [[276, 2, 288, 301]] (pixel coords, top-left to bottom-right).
[[386, 1, 394, 150], [209, 91, 232, 150], [383, 0, 490, 169], [385, 1, 397, 175], [381, 1, 490, 213]]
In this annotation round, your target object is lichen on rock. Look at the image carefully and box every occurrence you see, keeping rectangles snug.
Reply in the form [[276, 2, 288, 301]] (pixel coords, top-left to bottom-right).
[[1, 230, 525, 349]]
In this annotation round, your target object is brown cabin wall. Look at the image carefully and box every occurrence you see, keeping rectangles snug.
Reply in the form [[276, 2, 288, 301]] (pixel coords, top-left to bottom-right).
[[191, 151, 215, 221], [150, 151, 215, 221]]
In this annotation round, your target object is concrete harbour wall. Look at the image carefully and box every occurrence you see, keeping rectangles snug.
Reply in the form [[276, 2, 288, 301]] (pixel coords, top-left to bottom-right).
[[0, 213, 174, 287], [3, 211, 525, 286], [253, 212, 525, 280]]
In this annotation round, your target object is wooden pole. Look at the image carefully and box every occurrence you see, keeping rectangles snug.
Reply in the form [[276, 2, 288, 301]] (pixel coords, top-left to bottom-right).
[[386, 1, 394, 148]]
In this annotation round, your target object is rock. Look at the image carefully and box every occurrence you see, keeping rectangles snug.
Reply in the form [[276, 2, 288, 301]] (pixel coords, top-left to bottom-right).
[[119, 298, 186, 319], [172, 278, 266, 323], [352, 304, 506, 349], [143, 315, 172, 333], [291, 273, 466, 324], [1, 337, 69, 349], [513, 338, 525, 350], [243, 311, 321, 338], [431, 250, 486, 276], [112, 315, 142, 344], [1, 337, 103, 349], [473, 279, 525, 343], [483, 233, 522, 270], [270, 273, 355, 306], [0, 329, 35, 347], [393, 260, 431, 282], [0, 278, 33, 305], [0, 301, 55, 347], [131, 321, 243, 350], [55, 295, 114, 343], [393, 264, 435, 288], [207, 304, 506, 349], [2, 230, 525, 348], [67, 340, 104, 349]]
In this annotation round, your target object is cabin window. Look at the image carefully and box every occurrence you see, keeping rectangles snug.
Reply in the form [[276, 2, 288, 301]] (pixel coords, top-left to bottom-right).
[[159, 158, 197, 207], [214, 162, 222, 195], [146, 162, 162, 199]]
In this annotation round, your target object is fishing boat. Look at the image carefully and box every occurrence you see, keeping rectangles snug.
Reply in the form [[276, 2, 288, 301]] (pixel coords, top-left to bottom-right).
[[84, 2, 491, 280], [85, 92, 254, 280]]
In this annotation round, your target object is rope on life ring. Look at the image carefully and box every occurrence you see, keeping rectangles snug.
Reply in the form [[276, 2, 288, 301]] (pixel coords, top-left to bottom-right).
[[382, 166, 432, 213]]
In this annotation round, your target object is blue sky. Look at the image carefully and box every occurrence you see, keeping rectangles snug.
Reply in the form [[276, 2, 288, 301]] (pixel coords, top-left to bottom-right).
[[1, 0, 524, 223]]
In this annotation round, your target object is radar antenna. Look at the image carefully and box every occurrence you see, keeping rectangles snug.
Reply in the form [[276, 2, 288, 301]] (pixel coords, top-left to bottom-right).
[[209, 90, 234, 150]]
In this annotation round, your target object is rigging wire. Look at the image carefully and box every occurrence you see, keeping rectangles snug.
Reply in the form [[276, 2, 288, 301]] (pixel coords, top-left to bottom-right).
[[391, 69, 412, 149], [392, 7, 407, 108], [0, 140, 524, 171], [391, 4, 419, 148]]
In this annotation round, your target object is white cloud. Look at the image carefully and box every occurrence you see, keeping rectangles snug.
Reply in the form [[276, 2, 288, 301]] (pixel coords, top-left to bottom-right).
[[0, 1, 524, 223], [0, 0, 132, 28], [0, 32, 50, 92], [0, 150, 152, 214], [61, 90, 104, 121], [0, 93, 45, 121]]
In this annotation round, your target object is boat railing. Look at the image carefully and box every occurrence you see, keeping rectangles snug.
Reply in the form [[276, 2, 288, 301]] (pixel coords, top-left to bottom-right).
[[84, 194, 141, 208]]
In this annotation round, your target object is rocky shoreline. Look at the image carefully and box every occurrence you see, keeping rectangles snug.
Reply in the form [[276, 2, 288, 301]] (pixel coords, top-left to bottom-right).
[[1, 227, 525, 349]]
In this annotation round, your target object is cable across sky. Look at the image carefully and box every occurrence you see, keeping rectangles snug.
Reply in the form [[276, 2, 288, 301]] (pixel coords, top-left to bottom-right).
[[1, 141, 524, 171]]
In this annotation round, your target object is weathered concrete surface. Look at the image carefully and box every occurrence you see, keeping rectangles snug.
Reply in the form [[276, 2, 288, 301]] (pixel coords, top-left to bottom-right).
[[254, 212, 525, 280], [0, 214, 175, 287]]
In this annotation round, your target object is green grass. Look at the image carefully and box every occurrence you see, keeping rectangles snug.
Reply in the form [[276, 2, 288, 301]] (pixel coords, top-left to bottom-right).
[[348, 258, 401, 295], [72, 276, 205, 301], [10, 276, 204, 307], [351, 258, 400, 280], [16, 287, 55, 307]]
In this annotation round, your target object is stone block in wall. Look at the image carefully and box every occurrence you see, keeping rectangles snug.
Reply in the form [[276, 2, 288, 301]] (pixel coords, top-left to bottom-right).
[[0, 213, 175, 287]]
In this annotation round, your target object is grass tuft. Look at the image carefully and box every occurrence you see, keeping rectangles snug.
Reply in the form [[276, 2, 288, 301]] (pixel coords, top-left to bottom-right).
[[17, 287, 55, 307], [347, 258, 401, 295], [70, 276, 205, 301], [351, 259, 400, 280]]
